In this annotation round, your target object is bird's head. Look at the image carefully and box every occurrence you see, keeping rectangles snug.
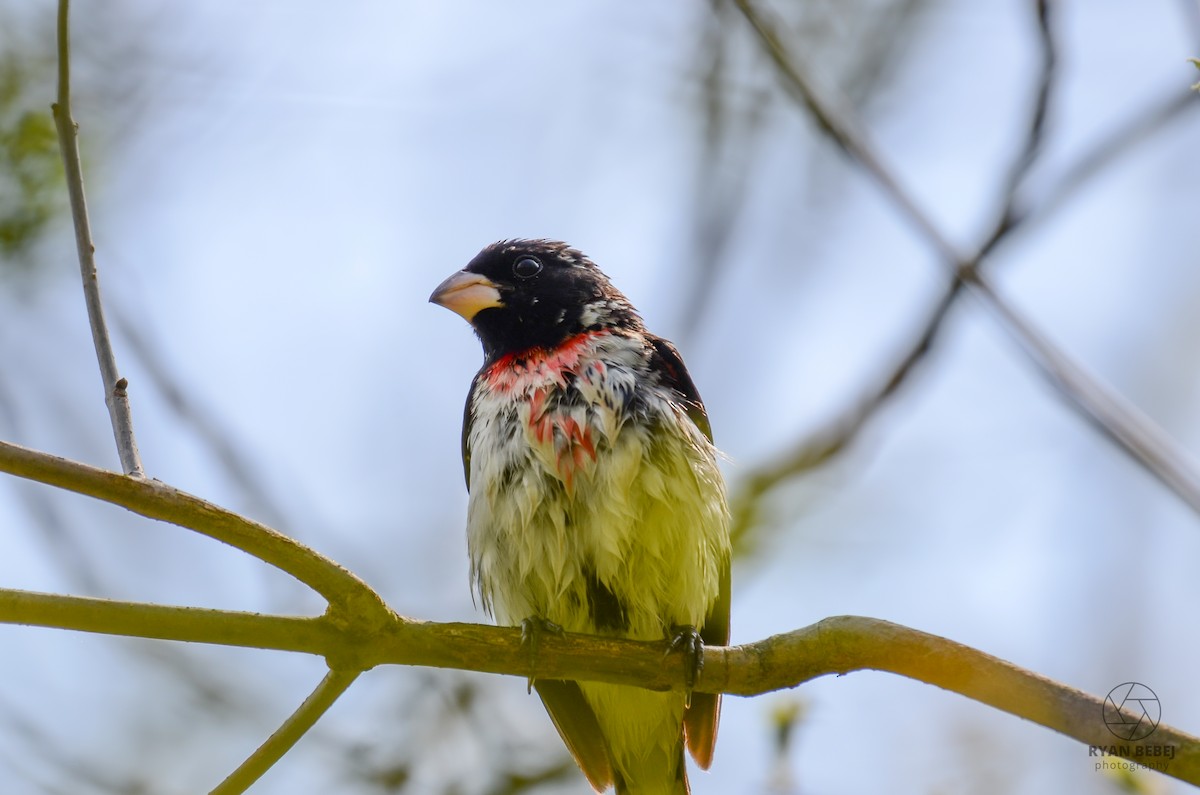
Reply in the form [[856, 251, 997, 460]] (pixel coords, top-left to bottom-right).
[[430, 239, 643, 358]]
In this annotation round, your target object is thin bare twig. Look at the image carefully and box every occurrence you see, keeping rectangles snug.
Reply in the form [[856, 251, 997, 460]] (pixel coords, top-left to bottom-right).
[[209, 669, 361, 795], [50, 0, 144, 477], [733, 0, 1200, 517]]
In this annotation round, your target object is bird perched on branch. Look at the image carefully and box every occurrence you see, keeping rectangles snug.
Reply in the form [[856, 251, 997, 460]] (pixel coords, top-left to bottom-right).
[[430, 239, 731, 794]]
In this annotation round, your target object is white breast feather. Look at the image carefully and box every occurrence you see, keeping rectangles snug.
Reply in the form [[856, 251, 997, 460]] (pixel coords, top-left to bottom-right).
[[465, 330, 730, 786], [465, 332, 729, 641]]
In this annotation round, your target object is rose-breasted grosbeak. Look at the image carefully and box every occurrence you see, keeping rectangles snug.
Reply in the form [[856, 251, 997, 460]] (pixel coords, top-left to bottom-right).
[[430, 240, 731, 794]]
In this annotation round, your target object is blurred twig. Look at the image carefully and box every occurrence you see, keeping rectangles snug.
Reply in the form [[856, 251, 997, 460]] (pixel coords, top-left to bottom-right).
[[0, 379, 107, 591], [731, 0, 1200, 529], [338, 670, 579, 794], [734, 0, 1058, 548], [733, 0, 957, 255], [50, 0, 143, 477], [732, 84, 1199, 549], [730, 281, 960, 549], [976, 0, 1057, 257], [677, 0, 763, 341], [488, 759, 579, 795], [729, 0, 1051, 547], [1182, 0, 1200, 45], [111, 302, 298, 533], [0, 693, 145, 794], [1015, 88, 1197, 245], [680, 0, 929, 344], [0, 338, 291, 765]]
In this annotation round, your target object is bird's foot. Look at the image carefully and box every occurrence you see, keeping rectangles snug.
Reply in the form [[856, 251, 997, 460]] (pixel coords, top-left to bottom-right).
[[667, 624, 704, 708], [520, 617, 564, 693]]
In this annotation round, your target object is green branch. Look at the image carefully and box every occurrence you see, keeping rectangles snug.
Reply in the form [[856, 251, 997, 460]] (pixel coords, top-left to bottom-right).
[[0, 439, 390, 625], [210, 669, 360, 795], [3, 588, 1196, 786], [0, 588, 333, 654]]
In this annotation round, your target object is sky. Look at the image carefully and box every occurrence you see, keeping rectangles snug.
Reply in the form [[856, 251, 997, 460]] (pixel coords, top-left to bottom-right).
[[1, 1, 1199, 793]]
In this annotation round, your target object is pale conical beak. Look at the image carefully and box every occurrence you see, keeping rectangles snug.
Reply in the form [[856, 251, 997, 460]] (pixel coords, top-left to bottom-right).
[[429, 270, 503, 322]]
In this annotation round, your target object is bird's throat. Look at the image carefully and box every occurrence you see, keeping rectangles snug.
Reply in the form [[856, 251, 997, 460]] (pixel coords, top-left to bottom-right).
[[482, 329, 611, 394]]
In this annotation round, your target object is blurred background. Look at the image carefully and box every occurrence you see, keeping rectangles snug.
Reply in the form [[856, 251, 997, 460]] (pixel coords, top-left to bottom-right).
[[1, 1, 1199, 793]]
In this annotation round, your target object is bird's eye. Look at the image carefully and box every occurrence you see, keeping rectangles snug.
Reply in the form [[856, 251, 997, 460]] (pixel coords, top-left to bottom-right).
[[513, 256, 542, 279]]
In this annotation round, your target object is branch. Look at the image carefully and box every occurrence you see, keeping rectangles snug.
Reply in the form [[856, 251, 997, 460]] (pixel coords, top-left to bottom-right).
[[731, 0, 960, 260], [731, 60, 1200, 550], [0, 589, 333, 654], [732, 0, 1055, 547], [721, 617, 1200, 784], [1012, 88, 1197, 250], [50, 0, 144, 477], [210, 669, 360, 795], [0, 439, 389, 624], [975, 0, 1057, 257], [733, 0, 1200, 518], [3, 590, 1196, 786], [729, 280, 962, 550]]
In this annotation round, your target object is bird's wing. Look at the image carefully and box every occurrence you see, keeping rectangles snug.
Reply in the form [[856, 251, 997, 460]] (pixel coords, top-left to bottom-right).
[[534, 680, 615, 792], [461, 369, 489, 491], [646, 335, 712, 442], [684, 558, 729, 769], [461, 395, 473, 490], [646, 335, 728, 769]]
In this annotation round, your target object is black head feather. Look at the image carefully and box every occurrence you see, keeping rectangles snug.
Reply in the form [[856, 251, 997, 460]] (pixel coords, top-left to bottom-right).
[[463, 239, 644, 359]]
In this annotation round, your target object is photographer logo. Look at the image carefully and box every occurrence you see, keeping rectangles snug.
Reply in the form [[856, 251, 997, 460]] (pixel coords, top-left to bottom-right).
[[1103, 682, 1160, 742]]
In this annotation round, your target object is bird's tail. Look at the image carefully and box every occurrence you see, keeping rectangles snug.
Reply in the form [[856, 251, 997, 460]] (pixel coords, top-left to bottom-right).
[[613, 743, 689, 795]]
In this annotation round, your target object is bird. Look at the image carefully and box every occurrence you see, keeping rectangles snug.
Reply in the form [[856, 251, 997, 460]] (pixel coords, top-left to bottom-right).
[[430, 239, 731, 794]]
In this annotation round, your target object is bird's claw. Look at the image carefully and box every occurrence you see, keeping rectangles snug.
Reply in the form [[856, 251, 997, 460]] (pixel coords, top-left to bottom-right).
[[520, 617, 564, 692], [667, 625, 704, 708]]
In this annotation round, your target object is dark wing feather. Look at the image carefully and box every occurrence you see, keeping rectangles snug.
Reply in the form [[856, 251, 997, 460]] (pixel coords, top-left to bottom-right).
[[534, 680, 615, 792], [684, 558, 730, 768], [461, 370, 487, 491], [647, 335, 728, 768], [646, 335, 713, 442]]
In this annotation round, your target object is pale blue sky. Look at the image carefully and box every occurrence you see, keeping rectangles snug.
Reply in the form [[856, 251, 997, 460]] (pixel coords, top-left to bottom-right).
[[1, 2, 1198, 793]]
